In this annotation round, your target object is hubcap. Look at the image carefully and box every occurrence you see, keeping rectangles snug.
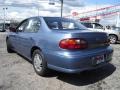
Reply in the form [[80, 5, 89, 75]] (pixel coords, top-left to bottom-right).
[[34, 54, 43, 72], [109, 36, 116, 44]]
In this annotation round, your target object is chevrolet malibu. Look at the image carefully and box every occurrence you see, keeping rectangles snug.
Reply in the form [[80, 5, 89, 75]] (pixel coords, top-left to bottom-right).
[[6, 17, 113, 76]]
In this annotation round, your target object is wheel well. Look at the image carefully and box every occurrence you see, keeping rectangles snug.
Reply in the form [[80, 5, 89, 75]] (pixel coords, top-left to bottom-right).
[[109, 34, 118, 40], [31, 46, 41, 58]]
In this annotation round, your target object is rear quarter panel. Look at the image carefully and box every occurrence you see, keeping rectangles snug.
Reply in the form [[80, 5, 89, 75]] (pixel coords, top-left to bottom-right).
[[105, 29, 120, 40]]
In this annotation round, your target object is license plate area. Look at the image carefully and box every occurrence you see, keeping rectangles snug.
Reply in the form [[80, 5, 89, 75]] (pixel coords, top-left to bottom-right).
[[92, 55, 105, 65], [105, 53, 113, 61]]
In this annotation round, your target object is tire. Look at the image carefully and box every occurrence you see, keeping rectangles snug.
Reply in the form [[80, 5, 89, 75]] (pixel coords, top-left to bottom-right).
[[6, 39, 14, 53], [109, 35, 117, 44], [32, 49, 48, 76]]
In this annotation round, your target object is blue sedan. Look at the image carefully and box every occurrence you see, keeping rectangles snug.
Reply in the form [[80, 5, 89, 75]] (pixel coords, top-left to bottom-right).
[[6, 17, 113, 76]]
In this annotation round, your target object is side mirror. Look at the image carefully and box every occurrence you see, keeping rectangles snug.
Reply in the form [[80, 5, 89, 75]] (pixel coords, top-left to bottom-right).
[[9, 27, 16, 32]]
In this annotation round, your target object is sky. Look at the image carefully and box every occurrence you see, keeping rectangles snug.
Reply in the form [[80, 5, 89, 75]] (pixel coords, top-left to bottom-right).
[[84, 0, 118, 5], [0, 0, 119, 22]]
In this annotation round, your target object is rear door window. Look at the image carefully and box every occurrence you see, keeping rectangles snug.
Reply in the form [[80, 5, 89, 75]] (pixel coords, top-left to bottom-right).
[[24, 18, 41, 33]]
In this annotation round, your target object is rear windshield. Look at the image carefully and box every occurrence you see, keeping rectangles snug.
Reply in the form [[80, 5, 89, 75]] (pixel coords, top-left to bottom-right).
[[44, 17, 86, 30]]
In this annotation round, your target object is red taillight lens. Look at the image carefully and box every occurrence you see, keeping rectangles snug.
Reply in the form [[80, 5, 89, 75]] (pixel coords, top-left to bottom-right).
[[59, 38, 88, 50]]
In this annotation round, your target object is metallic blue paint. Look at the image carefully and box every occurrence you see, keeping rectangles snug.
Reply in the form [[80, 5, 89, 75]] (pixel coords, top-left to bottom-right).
[[7, 17, 113, 73]]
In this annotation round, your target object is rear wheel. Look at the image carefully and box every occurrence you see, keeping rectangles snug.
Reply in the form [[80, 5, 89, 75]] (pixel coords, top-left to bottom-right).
[[6, 39, 14, 53], [109, 35, 117, 44], [32, 49, 48, 76]]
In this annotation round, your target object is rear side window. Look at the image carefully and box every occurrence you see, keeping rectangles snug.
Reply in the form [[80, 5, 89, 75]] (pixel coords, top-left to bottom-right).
[[24, 18, 41, 33]]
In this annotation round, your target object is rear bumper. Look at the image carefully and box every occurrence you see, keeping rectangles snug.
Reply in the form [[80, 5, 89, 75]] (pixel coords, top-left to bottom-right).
[[45, 46, 113, 73], [48, 62, 110, 73]]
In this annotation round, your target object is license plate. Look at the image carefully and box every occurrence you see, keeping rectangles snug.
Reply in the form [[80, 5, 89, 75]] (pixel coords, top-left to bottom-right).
[[106, 53, 112, 61], [92, 55, 105, 65]]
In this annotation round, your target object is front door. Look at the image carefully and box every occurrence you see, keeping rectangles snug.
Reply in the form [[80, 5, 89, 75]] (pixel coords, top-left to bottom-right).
[[13, 19, 28, 53], [16, 18, 41, 58]]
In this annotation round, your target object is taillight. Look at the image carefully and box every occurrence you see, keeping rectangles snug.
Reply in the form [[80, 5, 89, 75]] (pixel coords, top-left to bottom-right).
[[59, 38, 88, 50]]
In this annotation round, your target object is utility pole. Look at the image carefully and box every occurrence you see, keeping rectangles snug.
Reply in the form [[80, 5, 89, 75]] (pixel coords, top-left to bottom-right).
[[38, 7, 39, 16], [3, 7, 8, 31], [116, 12, 120, 27], [60, 0, 63, 18], [49, 0, 63, 18]]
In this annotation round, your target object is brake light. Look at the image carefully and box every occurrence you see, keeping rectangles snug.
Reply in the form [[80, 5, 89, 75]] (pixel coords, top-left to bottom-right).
[[59, 38, 88, 50]]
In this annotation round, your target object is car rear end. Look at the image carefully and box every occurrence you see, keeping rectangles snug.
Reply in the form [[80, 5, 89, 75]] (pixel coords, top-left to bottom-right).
[[43, 17, 113, 73]]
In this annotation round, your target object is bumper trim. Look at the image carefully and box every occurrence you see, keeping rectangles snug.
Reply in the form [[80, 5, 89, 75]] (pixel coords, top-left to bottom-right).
[[48, 62, 110, 73]]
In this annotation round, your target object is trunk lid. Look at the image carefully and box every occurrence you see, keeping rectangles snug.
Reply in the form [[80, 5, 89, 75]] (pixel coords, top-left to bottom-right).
[[56, 29, 109, 49], [70, 30, 109, 49]]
